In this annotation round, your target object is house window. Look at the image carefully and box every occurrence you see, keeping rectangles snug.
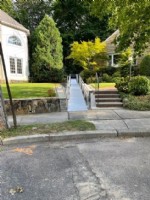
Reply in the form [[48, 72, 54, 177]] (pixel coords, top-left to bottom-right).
[[10, 57, 23, 74], [10, 58, 15, 73], [8, 36, 22, 46], [17, 59, 22, 74], [109, 54, 120, 67], [113, 54, 120, 65]]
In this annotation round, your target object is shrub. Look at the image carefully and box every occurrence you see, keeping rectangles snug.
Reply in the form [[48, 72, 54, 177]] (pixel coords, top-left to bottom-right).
[[47, 88, 56, 97], [32, 67, 65, 83], [99, 66, 116, 75], [112, 71, 121, 78], [80, 70, 95, 82], [120, 93, 150, 111], [48, 68, 65, 83], [112, 77, 122, 83], [120, 64, 130, 77], [139, 55, 150, 76], [129, 76, 149, 95], [86, 76, 97, 84], [102, 73, 113, 82], [115, 77, 130, 93]]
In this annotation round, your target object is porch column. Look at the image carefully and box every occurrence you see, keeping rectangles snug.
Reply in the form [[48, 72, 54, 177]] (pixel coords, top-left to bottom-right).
[[111, 54, 114, 67]]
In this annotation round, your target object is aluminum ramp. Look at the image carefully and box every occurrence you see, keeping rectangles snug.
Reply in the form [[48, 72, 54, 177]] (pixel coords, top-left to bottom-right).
[[67, 78, 88, 112]]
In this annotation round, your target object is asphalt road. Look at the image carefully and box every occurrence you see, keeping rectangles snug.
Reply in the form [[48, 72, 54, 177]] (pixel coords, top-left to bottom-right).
[[1, 138, 150, 200]]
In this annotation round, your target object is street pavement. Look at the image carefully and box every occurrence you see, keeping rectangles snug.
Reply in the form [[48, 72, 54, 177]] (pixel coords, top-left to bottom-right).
[[1, 138, 150, 200]]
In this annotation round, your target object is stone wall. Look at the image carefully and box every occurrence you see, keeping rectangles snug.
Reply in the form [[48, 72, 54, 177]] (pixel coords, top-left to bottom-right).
[[0, 90, 7, 130], [4, 97, 67, 115], [0, 114, 5, 130]]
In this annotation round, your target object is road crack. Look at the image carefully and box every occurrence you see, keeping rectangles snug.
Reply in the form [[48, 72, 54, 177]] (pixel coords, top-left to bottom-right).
[[67, 147, 111, 200]]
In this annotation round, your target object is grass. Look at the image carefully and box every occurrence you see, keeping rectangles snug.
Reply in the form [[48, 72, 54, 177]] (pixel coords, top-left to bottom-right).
[[1, 83, 59, 99], [90, 82, 115, 90], [120, 92, 150, 111], [0, 120, 96, 139]]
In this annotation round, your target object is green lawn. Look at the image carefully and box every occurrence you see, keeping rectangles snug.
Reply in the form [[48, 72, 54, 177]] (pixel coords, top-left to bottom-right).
[[1, 83, 59, 99], [90, 82, 116, 89]]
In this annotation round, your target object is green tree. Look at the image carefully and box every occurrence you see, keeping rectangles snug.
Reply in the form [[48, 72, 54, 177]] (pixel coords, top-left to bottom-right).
[[14, 0, 53, 31], [139, 55, 150, 76], [52, 0, 112, 74], [67, 38, 107, 72], [119, 48, 133, 67], [0, 0, 14, 16], [31, 15, 63, 82], [91, 0, 150, 54]]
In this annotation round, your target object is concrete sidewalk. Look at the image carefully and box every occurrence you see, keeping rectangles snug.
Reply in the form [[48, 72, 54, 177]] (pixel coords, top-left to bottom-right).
[[8, 112, 68, 125], [4, 108, 150, 145], [8, 109, 150, 130]]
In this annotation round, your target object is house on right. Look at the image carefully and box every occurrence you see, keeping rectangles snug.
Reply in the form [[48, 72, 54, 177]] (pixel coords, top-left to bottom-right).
[[105, 30, 150, 67]]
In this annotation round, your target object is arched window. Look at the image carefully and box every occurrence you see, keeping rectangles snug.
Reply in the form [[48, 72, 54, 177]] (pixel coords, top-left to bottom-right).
[[8, 36, 22, 46]]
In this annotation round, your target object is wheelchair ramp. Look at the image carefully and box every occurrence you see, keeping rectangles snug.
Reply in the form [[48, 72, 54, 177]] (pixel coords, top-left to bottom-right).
[[67, 78, 87, 112]]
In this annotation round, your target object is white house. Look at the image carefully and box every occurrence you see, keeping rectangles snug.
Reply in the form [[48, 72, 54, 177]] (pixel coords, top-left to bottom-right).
[[105, 30, 150, 67], [0, 9, 30, 83], [105, 30, 120, 67]]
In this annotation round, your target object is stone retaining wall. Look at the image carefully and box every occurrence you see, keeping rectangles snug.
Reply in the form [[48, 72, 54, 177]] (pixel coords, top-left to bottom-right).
[[0, 88, 6, 130], [0, 115, 5, 130], [4, 97, 67, 115]]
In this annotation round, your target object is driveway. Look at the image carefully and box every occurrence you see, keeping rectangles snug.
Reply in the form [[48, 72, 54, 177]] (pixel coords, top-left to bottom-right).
[[1, 138, 150, 200]]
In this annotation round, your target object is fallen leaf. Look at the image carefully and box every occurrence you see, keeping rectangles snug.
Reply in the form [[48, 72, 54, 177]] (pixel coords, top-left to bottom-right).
[[16, 186, 24, 193], [9, 186, 24, 195], [9, 189, 16, 195], [12, 145, 36, 155]]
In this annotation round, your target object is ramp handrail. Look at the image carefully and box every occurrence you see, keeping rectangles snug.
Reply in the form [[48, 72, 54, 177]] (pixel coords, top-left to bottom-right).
[[77, 74, 95, 109], [66, 75, 71, 100]]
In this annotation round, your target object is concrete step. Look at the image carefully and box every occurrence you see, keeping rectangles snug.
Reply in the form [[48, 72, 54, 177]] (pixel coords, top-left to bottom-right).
[[95, 94, 120, 98], [95, 90, 118, 94], [95, 98, 121, 103], [96, 102, 123, 107]]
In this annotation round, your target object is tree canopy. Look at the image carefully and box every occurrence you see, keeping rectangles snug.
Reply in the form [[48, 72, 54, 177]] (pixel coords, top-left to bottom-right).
[[52, 0, 112, 74], [67, 38, 107, 72], [31, 15, 63, 82], [91, 0, 150, 54], [1, 0, 113, 76], [0, 0, 14, 16], [13, 0, 53, 31]]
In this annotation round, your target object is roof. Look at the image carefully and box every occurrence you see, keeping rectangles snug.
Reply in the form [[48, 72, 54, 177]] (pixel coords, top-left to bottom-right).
[[105, 30, 119, 54], [0, 9, 30, 35]]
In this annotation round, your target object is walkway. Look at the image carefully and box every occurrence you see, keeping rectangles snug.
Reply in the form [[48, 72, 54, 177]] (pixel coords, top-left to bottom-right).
[[67, 78, 87, 112], [8, 109, 150, 131]]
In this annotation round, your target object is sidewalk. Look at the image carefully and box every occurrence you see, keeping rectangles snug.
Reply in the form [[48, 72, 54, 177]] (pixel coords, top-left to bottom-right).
[[8, 112, 68, 125], [4, 108, 150, 145], [8, 109, 150, 130]]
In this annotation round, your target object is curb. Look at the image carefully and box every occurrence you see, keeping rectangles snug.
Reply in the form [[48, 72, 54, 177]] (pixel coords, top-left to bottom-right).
[[3, 134, 50, 145], [3, 130, 117, 145], [2, 129, 150, 145], [117, 128, 150, 137]]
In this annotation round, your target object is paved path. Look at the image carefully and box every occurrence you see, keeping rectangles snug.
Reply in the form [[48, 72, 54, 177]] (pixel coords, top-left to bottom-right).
[[8, 112, 68, 125], [8, 109, 150, 131], [67, 78, 87, 112]]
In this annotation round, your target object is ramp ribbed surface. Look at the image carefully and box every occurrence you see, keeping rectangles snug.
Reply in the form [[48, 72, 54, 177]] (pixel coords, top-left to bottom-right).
[[68, 79, 87, 112]]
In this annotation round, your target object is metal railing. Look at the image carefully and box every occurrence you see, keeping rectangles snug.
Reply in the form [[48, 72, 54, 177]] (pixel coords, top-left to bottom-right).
[[77, 74, 95, 109], [66, 75, 71, 100]]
